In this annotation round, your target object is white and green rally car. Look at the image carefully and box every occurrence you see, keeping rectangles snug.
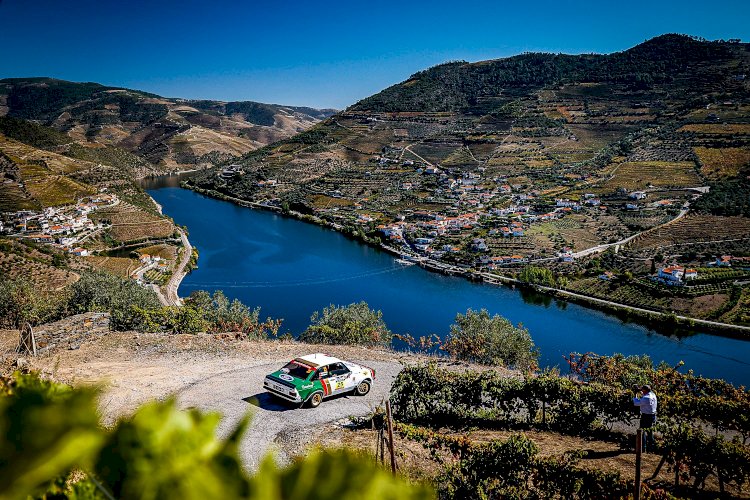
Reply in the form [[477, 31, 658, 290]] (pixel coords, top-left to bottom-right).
[[263, 353, 375, 408]]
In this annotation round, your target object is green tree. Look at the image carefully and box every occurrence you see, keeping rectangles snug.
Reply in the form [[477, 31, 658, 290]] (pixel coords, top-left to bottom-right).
[[0, 275, 60, 328], [300, 301, 392, 348], [443, 309, 539, 369], [66, 272, 161, 330], [518, 266, 557, 287]]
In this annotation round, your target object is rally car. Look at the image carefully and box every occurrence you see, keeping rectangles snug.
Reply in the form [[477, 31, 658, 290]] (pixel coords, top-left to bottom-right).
[[263, 353, 375, 408]]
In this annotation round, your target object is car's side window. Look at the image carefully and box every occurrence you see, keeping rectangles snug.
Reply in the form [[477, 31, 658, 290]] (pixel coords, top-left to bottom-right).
[[330, 362, 351, 376], [315, 366, 331, 379]]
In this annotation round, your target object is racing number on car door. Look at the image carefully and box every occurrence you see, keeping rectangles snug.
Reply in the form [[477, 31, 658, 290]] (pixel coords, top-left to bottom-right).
[[329, 363, 351, 393]]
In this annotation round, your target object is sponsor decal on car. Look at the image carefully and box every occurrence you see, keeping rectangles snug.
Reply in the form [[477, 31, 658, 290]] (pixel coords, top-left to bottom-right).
[[321, 378, 332, 396], [279, 373, 294, 382]]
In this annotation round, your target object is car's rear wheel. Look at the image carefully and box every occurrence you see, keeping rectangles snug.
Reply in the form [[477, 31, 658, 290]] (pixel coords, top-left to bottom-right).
[[355, 380, 371, 396], [308, 391, 324, 408]]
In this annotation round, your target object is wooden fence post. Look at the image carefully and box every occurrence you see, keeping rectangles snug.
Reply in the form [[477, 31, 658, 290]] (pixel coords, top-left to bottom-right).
[[380, 428, 385, 465], [386, 400, 397, 475], [635, 428, 643, 500], [17, 322, 37, 356]]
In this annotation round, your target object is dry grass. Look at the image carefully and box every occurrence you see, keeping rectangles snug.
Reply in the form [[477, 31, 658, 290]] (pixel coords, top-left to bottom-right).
[[0, 245, 79, 291], [137, 244, 178, 261], [629, 215, 750, 250], [23, 174, 95, 207], [310, 194, 356, 209], [0, 181, 38, 211], [601, 161, 701, 191], [84, 256, 140, 278], [94, 203, 175, 243], [694, 147, 750, 178], [109, 221, 174, 242], [679, 123, 750, 135]]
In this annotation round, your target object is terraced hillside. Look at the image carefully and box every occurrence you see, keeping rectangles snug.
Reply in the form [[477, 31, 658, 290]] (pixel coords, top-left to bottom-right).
[[190, 35, 748, 242], [188, 34, 750, 327], [0, 78, 336, 173]]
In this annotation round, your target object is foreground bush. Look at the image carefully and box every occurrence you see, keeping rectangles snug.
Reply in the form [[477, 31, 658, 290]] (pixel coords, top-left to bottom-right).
[[443, 308, 539, 370], [300, 301, 392, 348], [0, 372, 433, 500]]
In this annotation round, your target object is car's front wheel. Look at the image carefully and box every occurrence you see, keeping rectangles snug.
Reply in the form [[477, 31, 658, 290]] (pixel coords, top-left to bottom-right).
[[355, 380, 371, 396], [308, 391, 324, 408]]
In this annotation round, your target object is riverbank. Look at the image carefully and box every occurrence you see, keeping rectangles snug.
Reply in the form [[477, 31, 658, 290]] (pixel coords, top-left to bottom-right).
[[159, 228, 192, 306], [183, 183, 750, 339]]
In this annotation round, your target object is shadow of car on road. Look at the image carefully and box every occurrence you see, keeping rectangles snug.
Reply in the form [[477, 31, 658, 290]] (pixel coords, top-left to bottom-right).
[[243, 392, 354, 411], [243, 393, 297, 412]]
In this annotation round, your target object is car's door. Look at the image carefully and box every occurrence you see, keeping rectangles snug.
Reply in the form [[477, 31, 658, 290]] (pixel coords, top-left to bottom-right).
[[329, 362, 353, 393], [314, 365, 334, 396]]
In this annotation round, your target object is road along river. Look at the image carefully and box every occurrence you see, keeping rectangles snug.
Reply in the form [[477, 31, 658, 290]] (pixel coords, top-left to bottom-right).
[[143, 176, 750, 386]]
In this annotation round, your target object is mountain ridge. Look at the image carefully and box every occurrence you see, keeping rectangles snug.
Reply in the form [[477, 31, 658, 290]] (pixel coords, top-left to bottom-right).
[[0, 77, 336, 173]]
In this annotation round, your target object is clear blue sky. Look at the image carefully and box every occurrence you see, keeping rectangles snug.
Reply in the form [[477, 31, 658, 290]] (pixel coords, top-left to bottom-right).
[[1, 0, 748, 109]]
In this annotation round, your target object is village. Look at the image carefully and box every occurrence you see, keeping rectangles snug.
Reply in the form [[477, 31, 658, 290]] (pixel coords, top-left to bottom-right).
[[230, 149, 747, 297], [0, 192, 175, 289], [0, 192, 119, 256]]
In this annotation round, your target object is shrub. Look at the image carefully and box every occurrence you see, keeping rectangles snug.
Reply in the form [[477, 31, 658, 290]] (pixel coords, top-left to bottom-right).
[[443, 308, 539, 369], [518, 266, 558, 287], [0, 275, 62, 328], [184, 290, 282, 338], [439, 434, 538, 498], [66, 271, 161, 330], [129, 305, 209, 334], [300, 301, 392, 348]]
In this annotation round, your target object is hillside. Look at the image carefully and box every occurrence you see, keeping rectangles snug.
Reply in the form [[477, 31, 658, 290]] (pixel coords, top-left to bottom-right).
[[0, 79, 334, 296], [0, 77, 336, 173], [188, 34, 750, 327]]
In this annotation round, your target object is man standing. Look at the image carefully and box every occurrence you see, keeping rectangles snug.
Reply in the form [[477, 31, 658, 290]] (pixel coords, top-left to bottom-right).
[[633, 384, 657, 451]]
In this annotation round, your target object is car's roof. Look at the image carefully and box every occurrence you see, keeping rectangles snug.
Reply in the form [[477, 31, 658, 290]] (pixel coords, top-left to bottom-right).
[[296, 353, 342, 367]]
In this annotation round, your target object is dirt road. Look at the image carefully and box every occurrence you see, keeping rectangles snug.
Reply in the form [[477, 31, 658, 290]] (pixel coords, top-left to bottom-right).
[[162, 228, 191, 306], [176, 359, 400, 468], [19, 331, 418, 470]]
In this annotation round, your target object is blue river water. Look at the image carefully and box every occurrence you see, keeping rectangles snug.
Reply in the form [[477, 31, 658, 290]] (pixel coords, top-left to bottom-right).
[[146, 178, 750, 386]]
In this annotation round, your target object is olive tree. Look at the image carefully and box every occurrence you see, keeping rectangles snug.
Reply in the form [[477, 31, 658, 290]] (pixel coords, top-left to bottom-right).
[[300, 301, 392, 348], [443, 308, 538, 370]]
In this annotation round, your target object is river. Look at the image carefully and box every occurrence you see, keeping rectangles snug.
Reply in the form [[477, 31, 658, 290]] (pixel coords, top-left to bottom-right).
[[143, 175, 750, 385]]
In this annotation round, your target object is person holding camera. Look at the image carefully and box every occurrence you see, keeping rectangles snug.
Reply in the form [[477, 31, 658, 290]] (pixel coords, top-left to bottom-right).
[[633, 384, 657, 452]]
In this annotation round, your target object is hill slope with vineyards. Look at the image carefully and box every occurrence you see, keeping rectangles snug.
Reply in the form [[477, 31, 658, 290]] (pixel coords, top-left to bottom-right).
[[188, 34, 750, 328]]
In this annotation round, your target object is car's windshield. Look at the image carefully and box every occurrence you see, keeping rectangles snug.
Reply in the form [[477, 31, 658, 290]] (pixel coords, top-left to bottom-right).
[[281, 360, 315, 379]]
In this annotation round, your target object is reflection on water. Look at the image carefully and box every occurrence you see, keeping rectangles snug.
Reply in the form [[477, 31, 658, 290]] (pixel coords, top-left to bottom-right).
[[138, 172, 198, 190], [518, 288, 553, 308]]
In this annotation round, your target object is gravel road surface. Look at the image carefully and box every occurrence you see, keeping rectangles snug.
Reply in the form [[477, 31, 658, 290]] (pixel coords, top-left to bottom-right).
[[176, 359, 401, 468]]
